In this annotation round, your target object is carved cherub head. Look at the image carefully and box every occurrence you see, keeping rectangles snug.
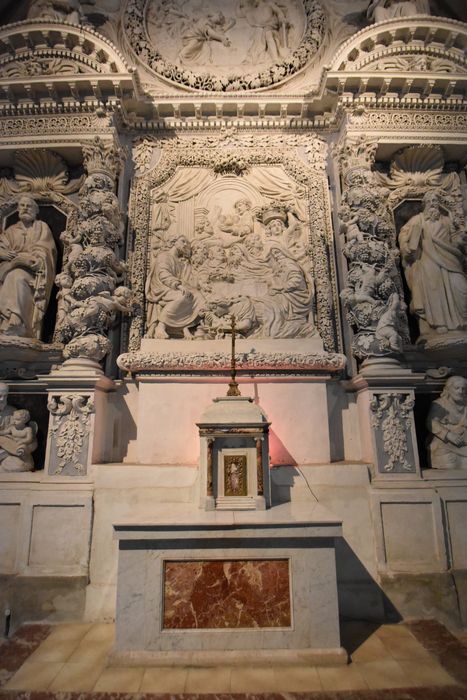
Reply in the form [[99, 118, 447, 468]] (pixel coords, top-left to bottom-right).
[[12, 409, 30, 430], [234, 199, 252, 214]]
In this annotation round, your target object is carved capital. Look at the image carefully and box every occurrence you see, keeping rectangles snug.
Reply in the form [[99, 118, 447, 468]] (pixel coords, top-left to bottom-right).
[[82, 137, 125, 180]]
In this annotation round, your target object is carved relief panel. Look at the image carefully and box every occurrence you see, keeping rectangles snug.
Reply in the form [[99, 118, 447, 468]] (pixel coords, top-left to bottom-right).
[[127, 132, 341, 353], [123, 0, 327, 91]]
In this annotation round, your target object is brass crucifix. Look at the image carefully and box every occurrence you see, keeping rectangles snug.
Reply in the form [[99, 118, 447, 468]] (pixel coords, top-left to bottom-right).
[[225, 314, 241, 397]]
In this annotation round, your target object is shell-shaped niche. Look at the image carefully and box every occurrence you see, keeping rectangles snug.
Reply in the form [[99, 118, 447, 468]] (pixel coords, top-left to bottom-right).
[[14, 150, 69, 191], [390, 145, 444, 178]]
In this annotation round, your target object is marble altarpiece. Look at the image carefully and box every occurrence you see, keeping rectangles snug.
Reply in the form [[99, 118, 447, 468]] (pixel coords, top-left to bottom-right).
[[0, 0, 466, 650]]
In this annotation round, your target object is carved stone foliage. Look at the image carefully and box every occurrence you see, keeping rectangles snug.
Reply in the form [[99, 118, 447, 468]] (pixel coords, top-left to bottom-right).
[[426, 376, 467, 470], [47, 393, 94, 476], [370, 392, 416, 474], [123, 0, 327, 91], [127, 132, 340, 354], [337, 138, 409, 359], [54, 137, 132, 362]]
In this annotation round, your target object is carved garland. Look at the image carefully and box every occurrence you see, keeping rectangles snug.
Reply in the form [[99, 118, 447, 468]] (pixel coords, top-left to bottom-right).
[[47, 394, 95, 475], [370, 393, 415, 473], [127, 134, 340, 354], [123, 0, 327, 92]]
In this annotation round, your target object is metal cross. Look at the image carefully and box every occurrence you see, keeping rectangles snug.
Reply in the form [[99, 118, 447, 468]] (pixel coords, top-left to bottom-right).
[[224, 314, 241, 397]]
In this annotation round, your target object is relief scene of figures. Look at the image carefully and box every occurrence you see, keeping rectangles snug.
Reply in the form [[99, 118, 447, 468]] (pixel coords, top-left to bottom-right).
[[146, 0, 305, 74], [145, 179, 317, 341]]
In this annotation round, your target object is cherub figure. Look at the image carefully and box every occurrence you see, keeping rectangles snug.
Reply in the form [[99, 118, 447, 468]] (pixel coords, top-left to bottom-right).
[[0, 407, 37, 472]]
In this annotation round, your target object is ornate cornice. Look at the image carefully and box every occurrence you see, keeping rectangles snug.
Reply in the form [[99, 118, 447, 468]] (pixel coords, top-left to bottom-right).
[[0, 20, 137, 107], [330, 16, 467, 72]]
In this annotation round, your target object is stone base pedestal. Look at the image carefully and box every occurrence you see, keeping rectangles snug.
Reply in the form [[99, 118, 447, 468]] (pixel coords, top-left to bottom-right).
[[113, 502, 345, 663]]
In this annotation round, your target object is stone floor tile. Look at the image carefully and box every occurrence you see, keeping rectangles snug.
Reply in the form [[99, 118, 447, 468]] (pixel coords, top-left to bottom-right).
[[46, 623, 93, 642], [354, 658, 413, 689], [66, 639, 112, 665], [273, 666, 323, 692], [184, 666, 232, 693], [81, 622, 115, 643], [379, 634, 435, 660], [92, 666, 145, 692], [408, 619, 467, 686], [25, 638, 81, 664], [4, 661, 64, 691], [375, 624, 418, 641], [350, 634, 389, 662], [317, 664, 369, 691], [140, 666, 188, 693], [230, 666, 277, 693], [397, 658, 458, 687], [47, 660, 106, 692]]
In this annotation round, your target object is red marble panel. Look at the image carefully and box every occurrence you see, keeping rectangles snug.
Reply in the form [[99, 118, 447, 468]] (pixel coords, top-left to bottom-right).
[[163, 559, 291, 629]]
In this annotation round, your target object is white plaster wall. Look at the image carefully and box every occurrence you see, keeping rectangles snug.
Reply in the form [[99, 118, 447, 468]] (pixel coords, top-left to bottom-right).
[[135, 378, 331, 466]]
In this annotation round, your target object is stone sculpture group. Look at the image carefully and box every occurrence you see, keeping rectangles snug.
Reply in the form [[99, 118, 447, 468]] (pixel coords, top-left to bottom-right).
[[145, 201, 316, 341]]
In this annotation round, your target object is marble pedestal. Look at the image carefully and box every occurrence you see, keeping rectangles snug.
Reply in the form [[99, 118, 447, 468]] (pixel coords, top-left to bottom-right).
[[112, 502, 346, 666]]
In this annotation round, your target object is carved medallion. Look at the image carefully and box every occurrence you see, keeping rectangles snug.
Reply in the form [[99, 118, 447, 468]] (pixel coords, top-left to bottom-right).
[[123, 0, 327, 91]]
